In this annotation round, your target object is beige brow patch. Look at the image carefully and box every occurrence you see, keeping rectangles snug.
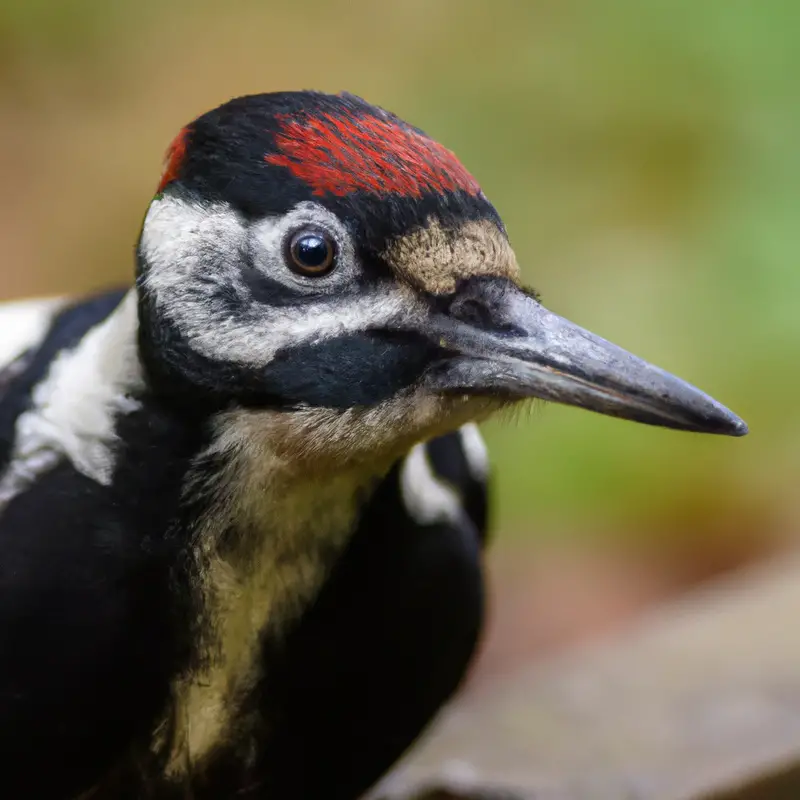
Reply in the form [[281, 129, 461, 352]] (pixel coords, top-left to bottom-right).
[[384, 217, 520, 295]]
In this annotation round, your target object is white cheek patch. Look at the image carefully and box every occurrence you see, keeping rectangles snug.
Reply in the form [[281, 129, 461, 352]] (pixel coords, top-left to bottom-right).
[[400, 441, 463, 527], [177, 289, 410, 369], [231, 291, 410, 362], [140, 196, 246, 291], [0, 296, 67, 373], [139, 194, 414, 369], [140, 196, 248, 338], [0, 291, 144, 507]]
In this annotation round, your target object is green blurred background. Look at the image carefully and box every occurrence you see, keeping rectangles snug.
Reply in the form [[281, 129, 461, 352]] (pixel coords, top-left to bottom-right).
[[0, 1, 796, 597]]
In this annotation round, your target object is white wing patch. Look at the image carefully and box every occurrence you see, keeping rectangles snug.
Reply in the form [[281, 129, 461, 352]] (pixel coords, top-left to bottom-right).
[[0, 296, 66, 372], [459, 421, 490, 481], [0, 291, 144, 506], [399, 440, 463, 527], [400, 424, 490, 526]]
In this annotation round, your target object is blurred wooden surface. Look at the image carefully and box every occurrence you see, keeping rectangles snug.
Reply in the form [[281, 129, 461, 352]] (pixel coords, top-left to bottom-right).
[[372, 550, 800, 800]]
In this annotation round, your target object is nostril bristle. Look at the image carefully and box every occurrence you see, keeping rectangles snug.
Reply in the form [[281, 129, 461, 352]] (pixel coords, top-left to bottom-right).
[[449, 294, 524, 336], [451, 297, 494, 329]]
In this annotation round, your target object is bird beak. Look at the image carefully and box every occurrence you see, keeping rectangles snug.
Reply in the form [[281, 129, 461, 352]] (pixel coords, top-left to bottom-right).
[[424, 279, 748, 436]]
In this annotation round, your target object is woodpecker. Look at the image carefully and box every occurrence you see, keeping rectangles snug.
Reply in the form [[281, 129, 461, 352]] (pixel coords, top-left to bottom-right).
[[0, 91, 746, 799]]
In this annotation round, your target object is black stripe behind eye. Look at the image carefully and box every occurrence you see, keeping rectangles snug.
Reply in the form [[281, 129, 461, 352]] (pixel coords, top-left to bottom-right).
[[240, 263, 378, 308], [240, 268, 321, 307]]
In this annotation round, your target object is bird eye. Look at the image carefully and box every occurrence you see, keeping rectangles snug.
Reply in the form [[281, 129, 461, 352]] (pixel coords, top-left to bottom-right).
[[287, 229, 337, 276]]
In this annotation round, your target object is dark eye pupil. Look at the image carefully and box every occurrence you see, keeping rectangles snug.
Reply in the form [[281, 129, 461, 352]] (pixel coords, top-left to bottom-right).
[[294, 234, 329, 268], [287, 229, 336, 276]]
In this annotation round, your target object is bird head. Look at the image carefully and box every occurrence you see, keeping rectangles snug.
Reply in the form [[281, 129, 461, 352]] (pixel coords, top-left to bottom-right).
[[135, 91, 746, 468]]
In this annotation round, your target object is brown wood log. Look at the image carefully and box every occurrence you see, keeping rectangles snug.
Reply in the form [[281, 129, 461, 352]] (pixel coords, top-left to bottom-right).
[[370, 551, 800, 800]]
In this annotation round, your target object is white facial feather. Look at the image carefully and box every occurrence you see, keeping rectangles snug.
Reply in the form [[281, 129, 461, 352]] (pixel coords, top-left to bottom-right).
[[0, 296, 66, 372], [139, 195, 414, 369], [0, 291, 144, 506]]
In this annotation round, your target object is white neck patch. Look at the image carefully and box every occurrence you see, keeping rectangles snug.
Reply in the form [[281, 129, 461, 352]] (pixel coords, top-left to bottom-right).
[[0, 290, 144, 506], [0, 296, 66, 373]]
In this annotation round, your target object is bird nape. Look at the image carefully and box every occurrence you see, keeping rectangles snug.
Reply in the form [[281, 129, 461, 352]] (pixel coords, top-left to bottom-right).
[[0, 90, 746, 800]]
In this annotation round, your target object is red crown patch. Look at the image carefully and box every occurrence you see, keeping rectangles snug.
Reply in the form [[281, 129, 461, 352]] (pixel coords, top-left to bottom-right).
[[265, 112, 481, 199], [157, 127, 189, 194]]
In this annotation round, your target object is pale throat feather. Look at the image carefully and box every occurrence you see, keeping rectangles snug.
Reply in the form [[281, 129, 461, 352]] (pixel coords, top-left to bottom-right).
[[154, 408, 386, 778]]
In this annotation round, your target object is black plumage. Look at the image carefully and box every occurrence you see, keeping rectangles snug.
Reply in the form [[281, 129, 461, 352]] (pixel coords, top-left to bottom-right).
[[0, 90, 745, 800], [0, 291, 487, 799]]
